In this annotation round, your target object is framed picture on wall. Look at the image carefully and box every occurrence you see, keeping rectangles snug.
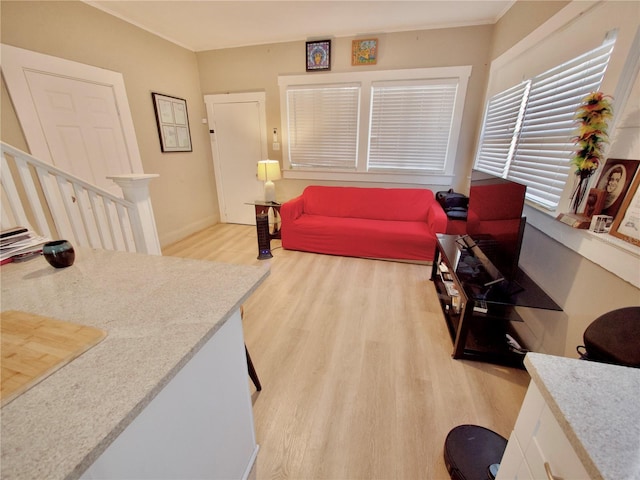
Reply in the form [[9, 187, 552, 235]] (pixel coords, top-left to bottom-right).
[[352, 38, 378, 65], [151, 92, 192, 152], [306, 40, 331, 71], [610, 169, 640, 246]]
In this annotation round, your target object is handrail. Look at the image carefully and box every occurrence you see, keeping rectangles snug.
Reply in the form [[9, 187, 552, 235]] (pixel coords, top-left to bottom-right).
[[0, 142, 161, 255]]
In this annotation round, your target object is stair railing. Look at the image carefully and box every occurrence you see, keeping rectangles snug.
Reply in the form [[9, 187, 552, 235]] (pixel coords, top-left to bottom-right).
[[1, 142, 161, 255]]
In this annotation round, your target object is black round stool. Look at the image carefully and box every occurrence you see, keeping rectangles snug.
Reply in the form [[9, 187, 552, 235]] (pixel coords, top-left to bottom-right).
[[444, 424, 507, 480], [577, 306, 640, 368]]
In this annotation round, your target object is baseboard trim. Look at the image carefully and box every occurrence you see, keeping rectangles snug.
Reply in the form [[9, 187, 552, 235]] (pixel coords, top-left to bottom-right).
[[159, 216, 217, 248]]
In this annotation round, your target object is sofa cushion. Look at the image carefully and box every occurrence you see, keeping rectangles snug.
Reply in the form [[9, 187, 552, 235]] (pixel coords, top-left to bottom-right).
[[302, 186, 434, 222], [282, 214, 435, 261], [284, 214, 435, 261]]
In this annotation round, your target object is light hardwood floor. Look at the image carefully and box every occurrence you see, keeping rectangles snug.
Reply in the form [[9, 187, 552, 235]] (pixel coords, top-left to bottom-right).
[[163, 224, 530, 480]]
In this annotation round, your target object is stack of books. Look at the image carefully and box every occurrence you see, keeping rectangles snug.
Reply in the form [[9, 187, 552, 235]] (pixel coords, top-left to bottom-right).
[[0, 227, 50, 265]]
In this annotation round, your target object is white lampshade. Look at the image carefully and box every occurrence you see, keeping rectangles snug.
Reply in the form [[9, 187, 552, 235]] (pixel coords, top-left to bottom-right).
[[257, 160, 282, 182], [257, 160, 281, 202]]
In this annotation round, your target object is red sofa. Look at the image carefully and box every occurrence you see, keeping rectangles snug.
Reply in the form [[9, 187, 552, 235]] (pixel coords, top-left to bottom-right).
[[280, 186, 448, 261]]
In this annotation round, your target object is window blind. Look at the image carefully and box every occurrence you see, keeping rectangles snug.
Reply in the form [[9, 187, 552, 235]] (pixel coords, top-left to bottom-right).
[[368, 80, 458, 172], [510, 39, 616, 208], [475, 34, 616, 209], [286, 85, 360, 169], [474, 82, 529, 178]]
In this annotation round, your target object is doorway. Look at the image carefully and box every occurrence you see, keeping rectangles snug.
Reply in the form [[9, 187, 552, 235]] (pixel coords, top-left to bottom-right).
[[204, 92, 267, 225]]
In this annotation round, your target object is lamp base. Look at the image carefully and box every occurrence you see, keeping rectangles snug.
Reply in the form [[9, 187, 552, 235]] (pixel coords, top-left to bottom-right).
[[264, 181, 276, 203]]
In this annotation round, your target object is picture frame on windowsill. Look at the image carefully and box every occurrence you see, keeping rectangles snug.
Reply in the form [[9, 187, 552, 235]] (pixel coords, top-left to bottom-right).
[[594, 158, 640, 220], [610, 170, 640, 246]]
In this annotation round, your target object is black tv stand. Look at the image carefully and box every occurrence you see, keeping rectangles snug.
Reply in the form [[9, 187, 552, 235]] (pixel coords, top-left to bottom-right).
[[431, 234, 561, 368]]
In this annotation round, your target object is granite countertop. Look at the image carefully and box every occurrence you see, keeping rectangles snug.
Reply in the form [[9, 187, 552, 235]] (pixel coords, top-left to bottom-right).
[[0, 248, 269, 480], [524, 352, 640, 480]]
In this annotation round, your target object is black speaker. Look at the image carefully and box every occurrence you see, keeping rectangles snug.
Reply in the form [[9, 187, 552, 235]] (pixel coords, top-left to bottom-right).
[[256, 213, 272, 259]]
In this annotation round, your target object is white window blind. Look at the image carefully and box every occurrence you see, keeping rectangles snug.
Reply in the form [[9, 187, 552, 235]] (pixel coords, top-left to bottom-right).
[[286, 85, 360, 169], [280, 66, 471, 181], [368, 80, 458, 172], [475, 33, 616, 209], [474, 82, 529, 178]]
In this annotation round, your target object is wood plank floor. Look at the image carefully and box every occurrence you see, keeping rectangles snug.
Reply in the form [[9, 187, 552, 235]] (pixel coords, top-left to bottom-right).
[[163, 224, 530, 480]]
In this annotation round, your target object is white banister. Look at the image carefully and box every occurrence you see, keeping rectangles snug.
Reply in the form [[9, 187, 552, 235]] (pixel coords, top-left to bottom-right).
[[107, 174, 161, 255], [1, 142, 161, 256]]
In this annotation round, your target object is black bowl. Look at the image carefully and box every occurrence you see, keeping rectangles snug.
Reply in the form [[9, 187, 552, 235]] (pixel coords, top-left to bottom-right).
[[42, 240, 75, 268]]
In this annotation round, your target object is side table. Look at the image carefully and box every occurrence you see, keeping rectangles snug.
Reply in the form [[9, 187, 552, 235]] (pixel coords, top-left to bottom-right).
[[248, 201, 281, 259]]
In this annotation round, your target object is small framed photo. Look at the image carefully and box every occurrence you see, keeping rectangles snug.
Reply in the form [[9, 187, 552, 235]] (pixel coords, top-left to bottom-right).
[[151, 92, 192, 152], [593, 158, 640, 219], [306, 40, 331, 71], [352, 38, 378, 66], [590, 215, 614, 233]]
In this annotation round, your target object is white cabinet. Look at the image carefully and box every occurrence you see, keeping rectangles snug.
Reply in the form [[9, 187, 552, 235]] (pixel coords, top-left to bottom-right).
[[81, 310, 258, 480], [497, 381, 590, 480]]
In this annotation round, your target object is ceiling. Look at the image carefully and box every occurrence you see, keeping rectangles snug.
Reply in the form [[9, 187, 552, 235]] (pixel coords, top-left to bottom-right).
[[85, 1, 515, 52]]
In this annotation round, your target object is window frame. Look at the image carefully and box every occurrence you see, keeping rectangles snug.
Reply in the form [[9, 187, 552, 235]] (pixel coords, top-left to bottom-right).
[[278, 66, 471, 185]]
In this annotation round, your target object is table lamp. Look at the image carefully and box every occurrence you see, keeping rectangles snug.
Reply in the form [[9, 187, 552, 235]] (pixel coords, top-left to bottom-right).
[[257, 160, 281, 203]]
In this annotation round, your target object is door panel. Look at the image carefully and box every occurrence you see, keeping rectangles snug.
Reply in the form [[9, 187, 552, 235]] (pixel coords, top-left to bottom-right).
[[24, 71, 130, 194], [1, 44, 143, 195], [205, 93, 267, 225]]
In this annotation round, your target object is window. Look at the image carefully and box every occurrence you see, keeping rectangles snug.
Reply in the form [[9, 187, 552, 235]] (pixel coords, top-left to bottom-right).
[[475, 33, 617, 210], [368, 79, 459, 172], [474, 82, 529, 178], [279, 67, 471, 183], [287, 84, 360, 169]]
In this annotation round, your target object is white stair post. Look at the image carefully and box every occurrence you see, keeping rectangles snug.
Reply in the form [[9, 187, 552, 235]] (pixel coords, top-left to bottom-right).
[[108, 174, 161, 255]]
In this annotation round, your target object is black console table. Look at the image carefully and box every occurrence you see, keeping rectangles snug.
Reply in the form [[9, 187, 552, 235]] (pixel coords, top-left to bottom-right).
[[431, 234, 561, 368], [248, 201, 281, 259]]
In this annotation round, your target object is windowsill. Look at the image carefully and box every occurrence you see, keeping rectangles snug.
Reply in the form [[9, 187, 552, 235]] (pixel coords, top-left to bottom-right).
[[524, 204, 640, 288], [283, 169, 454, 186]]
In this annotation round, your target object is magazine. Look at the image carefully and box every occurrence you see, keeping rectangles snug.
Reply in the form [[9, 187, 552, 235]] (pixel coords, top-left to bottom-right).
[[0, 227, 50, 264]]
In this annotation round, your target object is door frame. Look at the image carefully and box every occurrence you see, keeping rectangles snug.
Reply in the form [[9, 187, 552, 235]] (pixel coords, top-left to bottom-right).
[[204, 92, 267, 223], [1, 44, 143, 173]]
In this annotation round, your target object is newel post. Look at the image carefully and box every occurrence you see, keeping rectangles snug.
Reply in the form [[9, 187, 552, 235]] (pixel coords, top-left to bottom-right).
[[107, 174, 161, 255]]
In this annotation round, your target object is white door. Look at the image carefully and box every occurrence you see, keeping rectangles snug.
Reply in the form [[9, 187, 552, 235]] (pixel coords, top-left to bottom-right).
[[205, 93, 267, 225], [1, 44, 143, 195]]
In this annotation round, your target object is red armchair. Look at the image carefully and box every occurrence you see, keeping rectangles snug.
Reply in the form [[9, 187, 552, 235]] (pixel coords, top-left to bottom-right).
[[465, 177, 527, 277]]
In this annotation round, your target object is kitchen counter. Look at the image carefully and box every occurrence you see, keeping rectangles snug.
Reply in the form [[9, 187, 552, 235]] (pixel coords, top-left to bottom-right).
[[1, 248, 269, 480], [524, 352, 640, 480]]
